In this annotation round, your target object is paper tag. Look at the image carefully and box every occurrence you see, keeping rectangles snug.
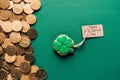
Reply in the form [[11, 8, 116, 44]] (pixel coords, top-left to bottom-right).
[[82, 24, 104, 38]]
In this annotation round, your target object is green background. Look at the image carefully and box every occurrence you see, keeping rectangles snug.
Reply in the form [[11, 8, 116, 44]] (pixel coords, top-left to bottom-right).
[[32, 0, 120, 80]]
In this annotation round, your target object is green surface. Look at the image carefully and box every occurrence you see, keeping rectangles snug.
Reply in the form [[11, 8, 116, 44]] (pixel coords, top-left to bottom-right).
[[32, 0, 120, 80]]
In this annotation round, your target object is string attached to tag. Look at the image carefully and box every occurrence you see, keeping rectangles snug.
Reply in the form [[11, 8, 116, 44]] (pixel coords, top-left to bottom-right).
[[74, 34, 86, 48], [74, 38, 86, 48], [52, 24, 104, 56]]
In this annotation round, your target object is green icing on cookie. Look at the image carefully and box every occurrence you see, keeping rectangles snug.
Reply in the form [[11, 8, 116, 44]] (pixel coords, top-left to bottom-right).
[[57, 35, 66, 43], [53, 41, 62, 51], [53, 34, 74, 56], [64, 38, 73, 48], [60, 46, 68, 54]]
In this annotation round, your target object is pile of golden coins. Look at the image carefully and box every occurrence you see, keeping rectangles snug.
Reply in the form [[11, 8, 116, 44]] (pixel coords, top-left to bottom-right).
[[0, 0, 47, 80]]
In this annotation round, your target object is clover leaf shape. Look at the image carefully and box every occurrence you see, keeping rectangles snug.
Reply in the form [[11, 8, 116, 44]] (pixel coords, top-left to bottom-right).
[[53, 34, 74, 56]]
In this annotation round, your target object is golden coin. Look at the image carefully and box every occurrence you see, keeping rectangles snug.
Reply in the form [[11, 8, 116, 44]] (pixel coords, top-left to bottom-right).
[[14, 56, 25, 67], [9, 32, 21, 44], [0, 69, 8, 80], [13, 4, 23, 15], [30, 65, 39, 73], [20, 62, 31, 74], [0, 0, 10, 9], [4, 53, 16, 63], [0, 10, 10, 21], [15, 44, 25, 55], [24, 52, 34, 64], [8, 1, 14, 10], [9, 12, 21, 22], [12, 20, 22, 32], [0, 33, 6, 44], [11, 68, 22, 80], [26, 14, 36, 25], [2, 39, 13, 49], [5, 45, 16, 56], [21, 20, 30, 33], [30, 0, 41, 10], [27, 28, 37, 39], [35, 69, 47, 80], [1, 21, 12, 33], [12, 0, 22, 3], [7, 74, 13, 80], [2, 61, 13, 71], [23, 4, 34, 14], [19, 36, 30, 48]]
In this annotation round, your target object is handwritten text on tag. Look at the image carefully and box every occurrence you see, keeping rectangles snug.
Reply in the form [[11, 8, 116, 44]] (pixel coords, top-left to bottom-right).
[[82, 24, 104, 38]]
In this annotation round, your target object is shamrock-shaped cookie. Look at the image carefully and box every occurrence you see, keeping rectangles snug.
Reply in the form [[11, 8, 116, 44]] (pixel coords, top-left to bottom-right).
[[53, 34, 74, 56]]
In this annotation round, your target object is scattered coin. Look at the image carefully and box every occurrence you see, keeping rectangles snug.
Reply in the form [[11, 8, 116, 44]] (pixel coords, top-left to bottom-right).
[[30, 0, 42, 10], [27, 28, 37, 39], [15, 45, 25, 55], [35, 69, 47, 80], [29, 73, 38, 80], [24, 4, 34, 14], [11, 68, 22, 80], [0, 69, 8, 80], [12, 20, 22, 32], [19, 36, 30, 48], [14, 55, 25, 67], [0, 10, 10, 21], [1, 21, 12, 33], [26, 14, 36, 24], [0, 0, 10, 9], [13, 4, 23, 15], [9, 32, 21, 44], [2, 61, 13, 71], [30, 65, 39, 73], [20, 62, 31, 74], [5, 53, 16, 63], [5, 45, 16, 56], [9, 12, 21, 22], [2, 38, 13, 49], [21, 20, 30, 33], [25, 52, 35, 64]]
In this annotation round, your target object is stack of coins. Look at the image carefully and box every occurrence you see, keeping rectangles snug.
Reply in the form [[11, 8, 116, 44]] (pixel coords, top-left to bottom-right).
[[0, 0, 47, 80]]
